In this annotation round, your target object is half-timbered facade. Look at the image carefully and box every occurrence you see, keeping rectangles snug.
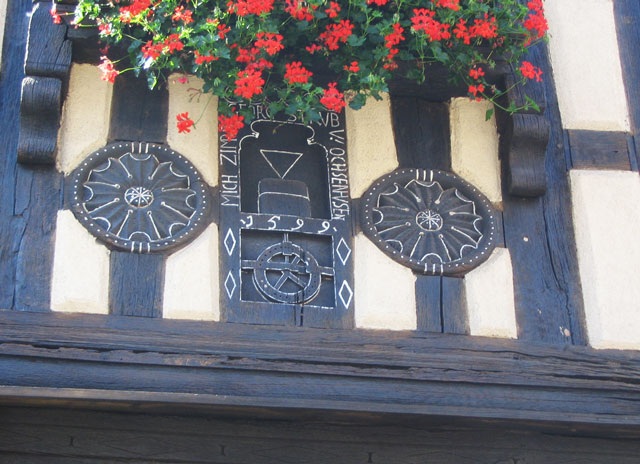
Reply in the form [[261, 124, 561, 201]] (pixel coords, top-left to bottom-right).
[[1, 0, 640, 462]]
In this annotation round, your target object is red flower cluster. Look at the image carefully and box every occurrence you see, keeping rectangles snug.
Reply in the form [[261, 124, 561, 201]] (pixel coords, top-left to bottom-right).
[[524, 0, 548, 44], [319, 20, 354, 51], [98, 56, 118, 83], [411, 9, 451, 42], [452, 14, 498, 44], [227, 0, 274, 16], [285, 0, 317, 21], [284, 62, 313, 84], [255, 33, 284, 55], [468, 66, 485, 101], [176, 112, 194, 134], [142, 34, 183, 60], [469, 66, 484, 80], [217, 24, 231, 39], [367, 0, 389, 5], [195, 51, 218, 65], [436, 0, 460, 11], [344, 61, 359, 73], [320, 83, 346, 113], [470, 15, 498, 39], [468, 84, 485, 100], [50, 5, 62, 24], [234, 69, 265, 99], [326, 2, 340, 19], [520, 61, 543, 82], [172, 6, 193, 24], [219, 112, 245, 140], [119, 0, 151, 23], [384, 23, 404, 70]]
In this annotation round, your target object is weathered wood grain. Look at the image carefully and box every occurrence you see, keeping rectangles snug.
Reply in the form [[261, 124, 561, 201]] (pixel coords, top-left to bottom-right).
[[108, 70, 169, 144], [1, 406, 640, 464], [415, 274, 441, 332], [390, 98, 450, 170], [24, 2, 71, 79], [614, 0, 640, 166], [0, 0, 62, 311], [568, 130, 632, 170], [496, 60, 550, 197], [109, 252, 165, 317], [106, 71, 169, 317], [0, 0, 32, 309], [17, 76, 62, 165], [441, 277, 469, 335], [13, 167, 63, 311], [390, 97, 468, 334], [502, 43, 587, 345], [0, 310, 639, 427]]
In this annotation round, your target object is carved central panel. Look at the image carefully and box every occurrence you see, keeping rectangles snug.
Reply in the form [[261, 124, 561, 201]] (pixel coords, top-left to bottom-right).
[[219, 107, 354, 328]]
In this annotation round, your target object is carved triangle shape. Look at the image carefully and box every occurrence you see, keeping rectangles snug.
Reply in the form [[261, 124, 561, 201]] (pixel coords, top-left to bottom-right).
[[259, 150, 304, 179]]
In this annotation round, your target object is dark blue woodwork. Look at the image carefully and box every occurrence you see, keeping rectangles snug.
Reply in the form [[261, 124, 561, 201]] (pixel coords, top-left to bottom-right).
[[614, 0, 640, 170], [0, 0, 60, 311], [501, 42, 587, 345]]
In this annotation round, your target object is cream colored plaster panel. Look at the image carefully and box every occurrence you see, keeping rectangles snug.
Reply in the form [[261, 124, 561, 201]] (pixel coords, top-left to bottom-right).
[[163, 223, 219, 321], [0, 0, 7, 69], [545, 0, 630, 131], [346, 95, 398, 198], [450, 98, 502, 205], [571, 170, 640, 349], [354, 233, 416, 330], [57, 64, 113, 174], [167, 76, 218, 187], [465, 247, 517, 338], [51, 210, 110, 314]]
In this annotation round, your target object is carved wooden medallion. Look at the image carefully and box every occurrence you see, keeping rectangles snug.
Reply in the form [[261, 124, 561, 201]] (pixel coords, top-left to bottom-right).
[[360, 169, 497, 276], [69, 142, 210, 253]]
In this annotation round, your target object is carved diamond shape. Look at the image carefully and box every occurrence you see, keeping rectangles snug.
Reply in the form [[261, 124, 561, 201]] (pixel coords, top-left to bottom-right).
[[335, 237, 351, 265], [224, 228, 236, 256], [338, 280, 353, 308], [224, 271, 237, 298]]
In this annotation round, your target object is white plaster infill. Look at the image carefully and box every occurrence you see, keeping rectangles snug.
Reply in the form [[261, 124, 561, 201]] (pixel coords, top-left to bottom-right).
[[545, 0, 630, 131], [465, 247, 517, 339], [353, 233, 417, 330], [346, 94, 398, 198], [0, 0, 7, 70], [167, 75, 218, 187], [51, 210, 110, 314], [163, 223, 220, 321], [57, 64, 113, 174], [450, 98, 502, 205], [571, 170, 640, 350]]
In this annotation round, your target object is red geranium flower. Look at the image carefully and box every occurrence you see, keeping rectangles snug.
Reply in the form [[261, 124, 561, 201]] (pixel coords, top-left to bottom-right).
[[284, 62, 313, 84], [176, 112, 195, 134], [320, 83, 346, 113]]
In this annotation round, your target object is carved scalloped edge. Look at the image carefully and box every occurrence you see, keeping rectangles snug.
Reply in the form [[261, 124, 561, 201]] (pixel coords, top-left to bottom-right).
[[17, 1, 72, 165]]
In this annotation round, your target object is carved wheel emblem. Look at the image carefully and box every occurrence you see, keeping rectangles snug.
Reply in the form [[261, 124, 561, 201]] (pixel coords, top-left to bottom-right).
[[69, 142, 210, 253], [360, 169, 498, 276], [248, 238, 334, 304]]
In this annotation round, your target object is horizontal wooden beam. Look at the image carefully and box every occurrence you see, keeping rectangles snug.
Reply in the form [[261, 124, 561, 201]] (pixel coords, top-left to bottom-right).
[[0, 310, 639, 429]]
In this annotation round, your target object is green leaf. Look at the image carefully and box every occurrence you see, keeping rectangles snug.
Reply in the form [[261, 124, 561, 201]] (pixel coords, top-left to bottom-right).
[[485, 108, 494, 121]]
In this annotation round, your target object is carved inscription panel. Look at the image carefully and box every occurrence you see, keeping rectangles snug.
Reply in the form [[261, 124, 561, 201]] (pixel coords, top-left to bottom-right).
[[219, 106, 354, 328]]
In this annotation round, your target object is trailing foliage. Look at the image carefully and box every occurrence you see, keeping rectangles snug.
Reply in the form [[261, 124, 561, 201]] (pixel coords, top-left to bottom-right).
[[65, 0, 548, 137]]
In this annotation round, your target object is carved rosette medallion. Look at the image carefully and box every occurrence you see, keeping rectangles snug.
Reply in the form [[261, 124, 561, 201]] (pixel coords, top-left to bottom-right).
[[69, 142, 210, 253], [360, 169, 497, 276]]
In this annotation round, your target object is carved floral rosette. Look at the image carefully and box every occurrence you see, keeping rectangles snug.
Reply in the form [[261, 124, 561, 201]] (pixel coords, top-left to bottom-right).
[[69, 142, 210, 253], [360, 169, 498, 276]]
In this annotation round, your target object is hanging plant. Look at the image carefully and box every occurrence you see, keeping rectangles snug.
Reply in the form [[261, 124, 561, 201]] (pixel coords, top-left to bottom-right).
[[62, 0, 548, 139]]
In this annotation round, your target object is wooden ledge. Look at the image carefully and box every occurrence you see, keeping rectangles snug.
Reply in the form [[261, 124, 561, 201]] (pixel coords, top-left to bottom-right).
[[1, 310, 640, 430]]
